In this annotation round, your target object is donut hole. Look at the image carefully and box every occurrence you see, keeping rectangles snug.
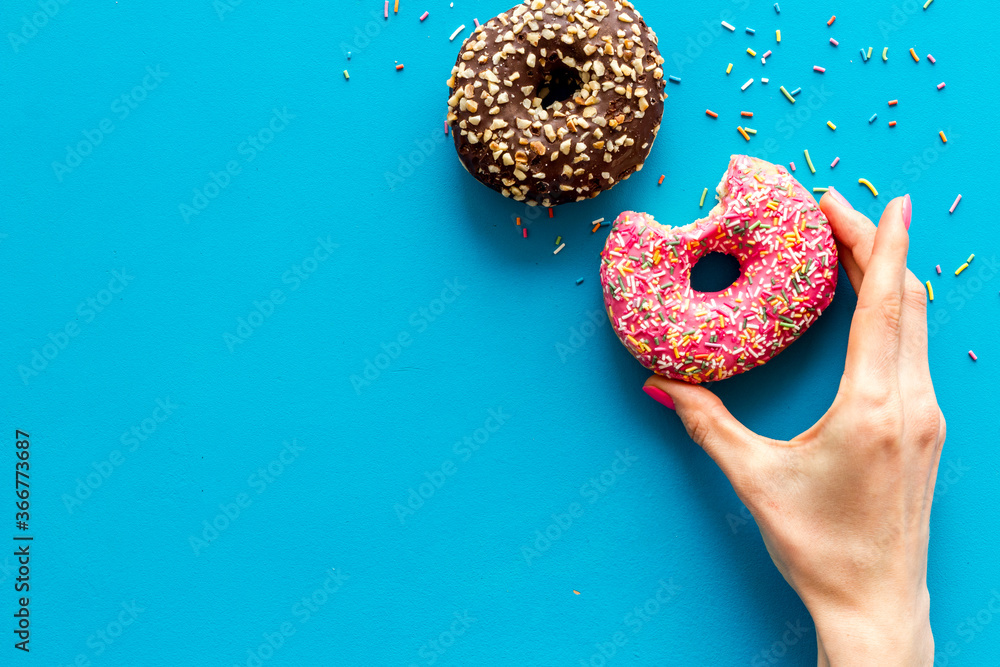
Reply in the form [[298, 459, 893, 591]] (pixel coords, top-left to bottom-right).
[[690, 252, 742, 294], [538, 63, 583, 109]]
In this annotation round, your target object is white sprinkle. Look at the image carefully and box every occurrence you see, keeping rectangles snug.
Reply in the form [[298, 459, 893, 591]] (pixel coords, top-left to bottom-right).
[[593, 217, 605, 225], [741, 78, 754, 90], [722, 21, 736, 31], [761, 77, 769, 84], [449, 24, 466, 41], [554, 243, 566, 255]]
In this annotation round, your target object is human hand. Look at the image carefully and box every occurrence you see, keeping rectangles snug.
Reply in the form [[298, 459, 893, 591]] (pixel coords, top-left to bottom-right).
[[643, 190, 944, 666]]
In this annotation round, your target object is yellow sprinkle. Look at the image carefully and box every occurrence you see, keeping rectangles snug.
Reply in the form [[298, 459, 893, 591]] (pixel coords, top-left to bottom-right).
[[699, 187, 708, 207], [804, 149, 816, 173], [867, 47, 873, 59], [780, 85, 796, 103], [858, 178, 879, 197], [882, 47, 889, 61], [827, 121, 837, 131], [343, 70, 350, 80], [747, 48, 757, 57], [955, 262, 969, 276], [926, 281, 934, 302], [910, 47, 919, 62], [726, 62, 733, 74], [394, 0, 399, 11], [738, 126, 751, 141], [776, 29, 781, 43], [923, 0, 933, 8], [939, 130, 947, 143]]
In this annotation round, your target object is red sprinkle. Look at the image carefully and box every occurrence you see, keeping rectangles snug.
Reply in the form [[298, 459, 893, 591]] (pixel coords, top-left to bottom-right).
[[889, 121, 897, 127], [827, 15, 836, 26], [395, 63, 404, 70], [706, 109, 719, 118], [658, 174, 665, 185], [523, 228, 528, 238], [741, 111, 753, 117], [548, 208, 554, 218], [888, 99, 898, 106], [813, 66, 826, 73], [420, 11, 429, 21]]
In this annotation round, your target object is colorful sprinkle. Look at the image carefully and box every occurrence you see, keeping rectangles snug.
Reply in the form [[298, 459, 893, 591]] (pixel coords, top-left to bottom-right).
[[889, 121, 897, 127], [394, 0, 399, 13], [555, 236, 562, 245], [790, 87, 802, 96], [576, 279, 584, 286], [738, 126, 751, 141], [937, 81, 946, 90], [741, 78, 754, 91], [927, 54, 936, 64], [420, 11, 429, 21], [516, 217, 521, 225], [939, 131, 947, 143], [523, 228, 528, 238], [549, 208, 554, 218], [746, 27, 756, 35], [444, 121, 449, 135], [780, 85, 795, 103], [926, 281, 934, 301], [814, 65, 826, 73], [789, 161, 796, 171], [924, 0, 934, 8], [658, 174, 665, 185], [968, 254, 976, 264], [762, 50, 772, 60], [888, 99, 898, 106], [395, 63, 404, 70], [826, 121, 836, 130], [343, 70, 350, 80], [384, 1, 389, 19], [726, 63, 733, 75], [860, 48, 868, 62], [882, 47, 889, 61], [813, 187, 829, 193], [774, 3, 780, 13], [858, 178, 878, 197], [949, 194, 962, 214], [868, 113, 878, 123], [449, 24, 466, 41], [804, 149, 816, 174], [554, 243, 565, 255], [761, 77, 769, 84], [669, 75, 681, 83], [705, 109, 719, 119], [830, 38, 839, 46], [741, 111, 753, 117], [747, 48, 757, 57], [699, 188, 708, 207], [936, 264, 942, 274], [744, 127, 757, 135], [955, 262, 969, 276], [722, 21, 735, 31], [969, 350, 978, 361], [827, 15, 836, 26], [867, 47, 873, 60], [592, 218, 605, 226], [776, 29, 781, 43], [830, 156, 840, 168]]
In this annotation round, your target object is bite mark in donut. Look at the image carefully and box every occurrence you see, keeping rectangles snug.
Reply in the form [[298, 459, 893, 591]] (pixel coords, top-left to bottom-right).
[[600, 155, 839, 384], [446, 0, 666, 207]]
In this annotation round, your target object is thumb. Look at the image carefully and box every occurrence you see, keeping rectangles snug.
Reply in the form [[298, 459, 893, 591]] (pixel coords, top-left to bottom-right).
[[642, 376, 761, 475]]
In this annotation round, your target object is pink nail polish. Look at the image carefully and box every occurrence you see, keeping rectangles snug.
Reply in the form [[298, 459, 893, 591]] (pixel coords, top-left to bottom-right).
[[902, 194, 912, 230], [827, 186, 853, 210], [643, 385, 675, 410]]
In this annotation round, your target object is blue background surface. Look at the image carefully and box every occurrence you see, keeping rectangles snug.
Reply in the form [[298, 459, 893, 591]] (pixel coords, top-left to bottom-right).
[[2, 0, 998, 664]]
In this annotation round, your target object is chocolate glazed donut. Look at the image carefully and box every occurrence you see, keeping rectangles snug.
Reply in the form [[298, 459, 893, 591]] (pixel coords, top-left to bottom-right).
[[446, 0, 666, 208]]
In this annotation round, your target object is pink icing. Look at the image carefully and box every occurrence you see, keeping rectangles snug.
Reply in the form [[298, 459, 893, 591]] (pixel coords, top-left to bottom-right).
[[600, 154, 838, 383]]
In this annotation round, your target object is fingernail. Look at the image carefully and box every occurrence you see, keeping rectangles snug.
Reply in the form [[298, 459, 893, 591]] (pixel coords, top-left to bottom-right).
[[902, 194, 912, 230], [827, 186, 853, 210], [643, 385, 675, 410]]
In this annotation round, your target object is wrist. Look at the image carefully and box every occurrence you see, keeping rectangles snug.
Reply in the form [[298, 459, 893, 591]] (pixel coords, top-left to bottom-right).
[[810, 596, 933, 666]]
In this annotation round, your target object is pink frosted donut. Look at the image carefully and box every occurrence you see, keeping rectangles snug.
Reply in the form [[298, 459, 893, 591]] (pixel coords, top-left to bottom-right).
[[599, 154, 838, 383]]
